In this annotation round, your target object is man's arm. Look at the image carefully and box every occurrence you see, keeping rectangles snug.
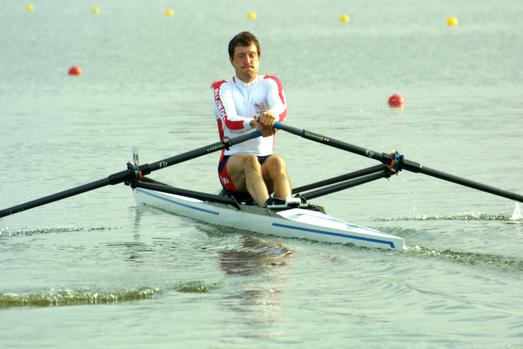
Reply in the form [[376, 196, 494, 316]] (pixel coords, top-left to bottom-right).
[[213, 80, 253, 132], [249, 75, 287, 137], [263, 75, 287, 122]]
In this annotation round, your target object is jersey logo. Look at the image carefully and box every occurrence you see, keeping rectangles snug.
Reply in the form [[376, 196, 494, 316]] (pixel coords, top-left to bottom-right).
[[254, 102, 266, 114]]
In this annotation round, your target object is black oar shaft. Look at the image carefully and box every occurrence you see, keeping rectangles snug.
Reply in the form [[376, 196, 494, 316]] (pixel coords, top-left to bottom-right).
[[418, 166, 523, 202], [300, 171, 392, 201], [0, 131, 262, 218], [293, 164, 388, 193], [277, 123, 523, 203], [135, 131, 262, 175], [133, 181, 238, 207], [278, 124, 394, 163], [0, 169, 132, 218], [1, 178, 102, 217]]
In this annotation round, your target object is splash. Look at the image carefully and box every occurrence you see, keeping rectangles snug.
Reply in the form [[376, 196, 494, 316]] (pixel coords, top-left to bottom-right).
[[510, 202, 522, 221]]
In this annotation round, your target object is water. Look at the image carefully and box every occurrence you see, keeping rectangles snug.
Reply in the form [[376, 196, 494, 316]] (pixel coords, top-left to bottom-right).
[[1, 0, 523, 347]]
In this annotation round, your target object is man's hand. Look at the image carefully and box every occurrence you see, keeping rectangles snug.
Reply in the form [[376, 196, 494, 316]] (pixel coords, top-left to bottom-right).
[[251, 111, 277, 137]]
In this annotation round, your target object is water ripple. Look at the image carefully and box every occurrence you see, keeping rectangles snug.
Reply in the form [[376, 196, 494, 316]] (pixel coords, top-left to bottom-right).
[[402, 245, 523, 273], [0, 281, 222, 309], [0, 287, 160, 308], [0, 226, 83, 238], [375, 212, 522, 222]]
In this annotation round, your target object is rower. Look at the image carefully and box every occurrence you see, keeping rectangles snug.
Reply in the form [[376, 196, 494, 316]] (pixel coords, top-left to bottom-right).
[[213, 31, 292, 208]]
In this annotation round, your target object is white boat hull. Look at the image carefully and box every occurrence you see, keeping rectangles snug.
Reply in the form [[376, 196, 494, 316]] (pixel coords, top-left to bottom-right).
[[133, 187, 405, 251]]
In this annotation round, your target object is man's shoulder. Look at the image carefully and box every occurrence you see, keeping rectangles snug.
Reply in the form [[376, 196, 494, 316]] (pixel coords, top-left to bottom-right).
[[261, 74, 282, 82], [212, 79, 230, 90], [260, 75, 284, 89]]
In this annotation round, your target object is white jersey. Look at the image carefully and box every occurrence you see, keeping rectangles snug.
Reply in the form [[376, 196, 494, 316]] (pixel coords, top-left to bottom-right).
[[213, 74, 287, 159]]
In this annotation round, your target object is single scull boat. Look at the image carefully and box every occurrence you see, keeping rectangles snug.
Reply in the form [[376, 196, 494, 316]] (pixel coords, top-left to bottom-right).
[[132, 179, 405, 251]]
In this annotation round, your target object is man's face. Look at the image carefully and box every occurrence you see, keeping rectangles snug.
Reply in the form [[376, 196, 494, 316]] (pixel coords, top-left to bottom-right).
[[230, 44, 260, 83]]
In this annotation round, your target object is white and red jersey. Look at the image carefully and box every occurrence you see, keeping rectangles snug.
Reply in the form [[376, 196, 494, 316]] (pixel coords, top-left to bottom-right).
[[213, 74, 287, 159]]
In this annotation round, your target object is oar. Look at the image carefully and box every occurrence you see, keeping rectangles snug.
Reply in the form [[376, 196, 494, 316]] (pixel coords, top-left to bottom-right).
[[298, 170, 393, 201], [293, 164, 388, 193], [133, 180, 239, 207], [0, 130, 263, 218], [273, 122, 523, 203]]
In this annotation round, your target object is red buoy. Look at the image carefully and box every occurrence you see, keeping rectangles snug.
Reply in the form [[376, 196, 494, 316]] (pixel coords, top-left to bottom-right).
[[388, 94, 404, 108], [68, 66, 82, 75]]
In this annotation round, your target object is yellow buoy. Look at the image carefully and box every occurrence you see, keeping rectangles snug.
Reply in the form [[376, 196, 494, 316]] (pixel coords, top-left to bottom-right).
[[26, 4, 33, 10], [92, 7, 100, 14], [340, 14, 349, 23], [247, 12, 256, 19], [166, 9, 174, 16], [447, 17, 458, 26]]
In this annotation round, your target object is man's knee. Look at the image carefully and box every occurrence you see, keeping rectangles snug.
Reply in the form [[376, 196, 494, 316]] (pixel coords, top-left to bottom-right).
[[267, 156, 286, 171], [263, 156, 288, 178], [243, 155, 262, 170], [229, 154, 258, 172]]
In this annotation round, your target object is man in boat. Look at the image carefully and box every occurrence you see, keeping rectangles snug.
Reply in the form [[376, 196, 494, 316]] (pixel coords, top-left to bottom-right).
[[213, 31, 291, 207]]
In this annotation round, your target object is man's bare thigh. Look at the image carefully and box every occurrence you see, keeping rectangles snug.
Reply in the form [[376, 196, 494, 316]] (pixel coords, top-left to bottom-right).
[[225, 154, 257, 192]]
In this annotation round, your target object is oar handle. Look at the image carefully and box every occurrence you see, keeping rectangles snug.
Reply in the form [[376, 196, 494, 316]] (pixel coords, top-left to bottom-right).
[[254, 116, 282, 131]]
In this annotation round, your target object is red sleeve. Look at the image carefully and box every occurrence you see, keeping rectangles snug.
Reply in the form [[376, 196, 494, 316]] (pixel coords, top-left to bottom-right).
[[263, 75, 287, 122], [213, 80, 245, 130]]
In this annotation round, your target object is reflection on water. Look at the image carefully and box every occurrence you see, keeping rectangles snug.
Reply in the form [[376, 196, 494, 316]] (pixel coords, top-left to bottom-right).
[[134, 206, 296, 337], [219, 236, 293, 277], [217, 234, 294, 338]]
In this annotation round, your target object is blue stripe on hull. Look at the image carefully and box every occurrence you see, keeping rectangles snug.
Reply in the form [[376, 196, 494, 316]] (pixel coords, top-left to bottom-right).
[[272, 223, 395, 249]]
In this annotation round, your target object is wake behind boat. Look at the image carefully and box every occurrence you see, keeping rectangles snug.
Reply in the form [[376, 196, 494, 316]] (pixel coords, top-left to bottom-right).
[[132, 178, 405, 251]]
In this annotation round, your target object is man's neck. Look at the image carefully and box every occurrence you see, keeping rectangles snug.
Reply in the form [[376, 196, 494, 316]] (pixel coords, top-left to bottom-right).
[[235, 74, 258, 86]]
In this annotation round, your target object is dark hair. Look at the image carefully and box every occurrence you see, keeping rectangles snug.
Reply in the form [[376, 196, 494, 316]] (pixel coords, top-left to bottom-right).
[[228, 31, 261, 59]]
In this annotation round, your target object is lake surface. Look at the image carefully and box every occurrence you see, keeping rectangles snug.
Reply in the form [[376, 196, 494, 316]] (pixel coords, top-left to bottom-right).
[[1, 0, 523, 347]]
